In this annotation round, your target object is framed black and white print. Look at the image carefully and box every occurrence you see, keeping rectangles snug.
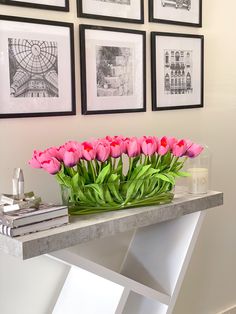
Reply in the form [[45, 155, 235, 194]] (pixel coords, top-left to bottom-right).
[[0, 0, 69, 11], [149, 0, 202, 27], [151, 32, 204, 111], [77, 0, 144, 24], [0, 15, 76, 118], [80, 25, 146, 115]]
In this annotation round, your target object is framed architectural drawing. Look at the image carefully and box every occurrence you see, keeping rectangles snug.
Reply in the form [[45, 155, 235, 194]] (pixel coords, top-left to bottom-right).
[[0, 15, 76, 118], [151, 32, 204, 111], [77, 0, 144, 24], [80, 25, 146, 115], [0, 0, 69, 11], [149, 0, 202, 27]]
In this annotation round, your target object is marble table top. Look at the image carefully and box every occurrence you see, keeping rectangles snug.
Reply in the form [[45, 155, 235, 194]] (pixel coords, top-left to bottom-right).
[[0, 188, 223, 260]]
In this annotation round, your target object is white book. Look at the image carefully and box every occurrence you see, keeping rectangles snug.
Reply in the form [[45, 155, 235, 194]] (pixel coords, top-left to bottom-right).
[[0, 204, 68, 228], [0, 215, 69, 237]]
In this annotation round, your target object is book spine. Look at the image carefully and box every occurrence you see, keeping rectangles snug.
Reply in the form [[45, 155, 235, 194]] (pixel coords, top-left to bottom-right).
[[0, 224, 12, 237], [0, 216, 13, 228]]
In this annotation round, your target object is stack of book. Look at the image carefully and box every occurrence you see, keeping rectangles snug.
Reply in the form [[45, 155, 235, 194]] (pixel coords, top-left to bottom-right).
[[0, 204, 69, 237]]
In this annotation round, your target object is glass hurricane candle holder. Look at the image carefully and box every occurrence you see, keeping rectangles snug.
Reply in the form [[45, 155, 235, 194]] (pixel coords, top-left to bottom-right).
[[186, 145, 211, 194]]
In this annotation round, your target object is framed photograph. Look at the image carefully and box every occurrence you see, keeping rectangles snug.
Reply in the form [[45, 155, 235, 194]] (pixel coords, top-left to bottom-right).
[[149, 0, 202, 27], [151, 32, 204, 111], [0, 15, 76, 119], [0, 0, 69, 11], [80, 25, 146, 115], [77, 0, 144, 24]]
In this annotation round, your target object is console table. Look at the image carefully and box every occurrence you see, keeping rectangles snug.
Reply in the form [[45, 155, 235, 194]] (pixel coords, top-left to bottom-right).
[[0, 188, 223, 314]]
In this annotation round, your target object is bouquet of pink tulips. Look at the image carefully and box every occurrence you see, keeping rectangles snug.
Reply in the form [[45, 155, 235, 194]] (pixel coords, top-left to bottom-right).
[[29, 136, 203, 215]]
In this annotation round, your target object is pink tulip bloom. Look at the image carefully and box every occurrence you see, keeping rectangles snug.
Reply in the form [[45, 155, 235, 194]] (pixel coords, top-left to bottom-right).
[[157, 136, 169, 156], [63, 147, 81, 167], [172, 139, 188, 157], [141, 137, 157, 156], [126, 137, 141, 158], [36, 150, 51, 163], [185, 139, 193, 149], [113, 136, 127, 154], [167, 137, 178, 150], [104, 135, 122, 141], [119, 139, 127, 154], [185, 143, 204, 158], [104, 136, 126, 153], [91, 138, 100, 148], [96, 142, 110, 162], [41, 157, 61, 175], [65, 140, 81, 149], [28, 150, 51, 168], [138, 136, 147, 146], [110, 140, 122, 158], [28, 155, 41, 168], [55, 145, 67, 161], [65, 141, 82, 155], [105, 135, 113, 142], [112, 135, 125, 142], [82, 142, 96, 161], [47, 147, 63, 161]]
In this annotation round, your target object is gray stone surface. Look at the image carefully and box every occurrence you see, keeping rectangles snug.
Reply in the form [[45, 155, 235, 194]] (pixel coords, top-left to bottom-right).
[[0, 189, 223, 260]]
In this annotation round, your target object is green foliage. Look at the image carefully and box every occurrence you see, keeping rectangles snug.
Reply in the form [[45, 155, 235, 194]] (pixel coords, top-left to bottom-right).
[[59, 154, 188, 215]]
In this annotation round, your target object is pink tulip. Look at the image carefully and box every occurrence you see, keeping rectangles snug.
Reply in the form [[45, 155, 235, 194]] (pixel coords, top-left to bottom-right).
[[138, 136, 148, 146], [47, 147, 63, 161], [91, 138, 100, 148], [185, 143, 204, 158], [28, 154, 41, 168], [65, 141, 82, 155], [126, 137, 141, 157], [65, 140, 81, 150], [28, 150, 51, 168], [81, 142, 96, 161], [110, 140, 122, 158], [57, 145, 66, 160], [105, 136, 113, 142], [167, 137, 178, 150], [157, 136, 169, 156], [37, 150, 51, 163], [107, 135, 124, 142], [104, 136, 126, 154], [114, 136, 127, 154], [63, 148, 81, 167], [172, 139, 188, 157], [119, 140, 127, 154], [141, 137, 157, 156], [186, 139, 193, 149], [96, 142, 110, 162], [41, 157, 61, 175]]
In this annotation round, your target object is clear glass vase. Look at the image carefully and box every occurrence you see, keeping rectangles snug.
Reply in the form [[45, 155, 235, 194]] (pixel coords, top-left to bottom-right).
[[60, 178, 174, 215]]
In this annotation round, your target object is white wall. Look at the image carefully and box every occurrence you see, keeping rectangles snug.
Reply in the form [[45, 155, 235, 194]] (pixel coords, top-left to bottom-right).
[[0, 0, 235, 313]]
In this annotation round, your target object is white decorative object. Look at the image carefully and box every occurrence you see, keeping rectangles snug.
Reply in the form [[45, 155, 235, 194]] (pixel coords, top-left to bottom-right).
[[12, 168, 24, 198], [187, 167, 208, 194]]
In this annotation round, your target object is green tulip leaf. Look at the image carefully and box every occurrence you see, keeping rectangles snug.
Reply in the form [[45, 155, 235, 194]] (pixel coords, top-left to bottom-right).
[[95, 163, 111, 184]]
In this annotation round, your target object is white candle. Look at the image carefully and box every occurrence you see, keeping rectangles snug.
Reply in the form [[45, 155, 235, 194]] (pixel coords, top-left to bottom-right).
[[187, 168, 208, 194]]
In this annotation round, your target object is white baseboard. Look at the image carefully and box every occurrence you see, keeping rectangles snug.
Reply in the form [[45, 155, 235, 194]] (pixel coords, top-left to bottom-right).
[[218, 305, 236, 314]]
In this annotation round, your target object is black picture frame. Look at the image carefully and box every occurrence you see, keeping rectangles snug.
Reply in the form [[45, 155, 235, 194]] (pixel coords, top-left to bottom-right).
[[77, 0, 144, 24], [0, 0, 69, 11], [80, 25, 146, 115], [149, 0, 202, 27], [151, 32, 204, 111], [0, 15, 76, 119]]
